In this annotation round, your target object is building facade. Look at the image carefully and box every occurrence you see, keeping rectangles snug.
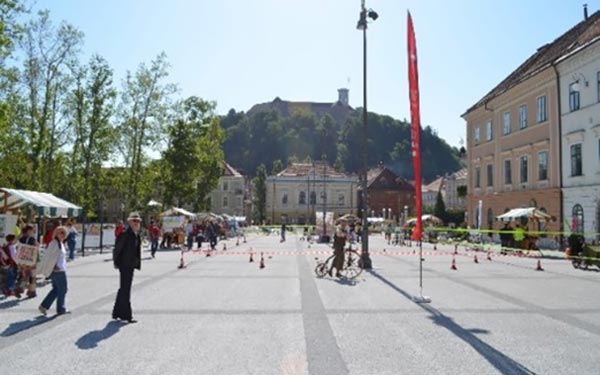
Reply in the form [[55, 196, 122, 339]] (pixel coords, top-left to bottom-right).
[[444, 168, 468, 210], [463, 10, 600, 233], [558, 37, 600, 241], [362, 166, 414, 221], [209, 162, 245, 216], [265, 162, 358, 225]]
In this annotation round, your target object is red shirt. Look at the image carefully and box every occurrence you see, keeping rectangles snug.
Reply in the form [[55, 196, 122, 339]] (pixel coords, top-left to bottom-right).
[[115, 224, 125, 239], [149, 224, 160, 239]]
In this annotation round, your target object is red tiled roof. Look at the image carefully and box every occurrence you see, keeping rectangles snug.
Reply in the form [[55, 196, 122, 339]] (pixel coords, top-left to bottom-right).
[[276, 162, 346, 177], [222, 161, 242, 177], [423, 176, 444, 193], [464, 10, 600, 115]]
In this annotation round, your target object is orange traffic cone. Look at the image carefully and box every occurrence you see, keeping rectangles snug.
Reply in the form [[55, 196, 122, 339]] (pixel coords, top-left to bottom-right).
[[536, 259, 544, 271], [178, 251, 185, 269], [474, 254, 479, 264], [249, 252, 254, 263], [259, 253, 265, 269], [236, 237, 240, 246], [487, 251, 492, 261], [451, 256, 457, 270]]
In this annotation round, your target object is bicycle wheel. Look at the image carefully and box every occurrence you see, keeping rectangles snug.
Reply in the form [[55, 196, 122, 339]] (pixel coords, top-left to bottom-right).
[[342, 249, 363, 279], [315, 262, 328, 278]]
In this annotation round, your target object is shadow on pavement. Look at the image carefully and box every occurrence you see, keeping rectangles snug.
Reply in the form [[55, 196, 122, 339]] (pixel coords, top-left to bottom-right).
[[75, 321, 127, 350], [0, 298, 22, 309], [367, 269, 538, 375], [1, 315, 57, 337]]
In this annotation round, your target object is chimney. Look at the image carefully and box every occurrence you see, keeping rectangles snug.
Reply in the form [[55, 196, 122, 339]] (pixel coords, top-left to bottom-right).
[[337, 88, 349, 106], [584, 4, 589, 20]]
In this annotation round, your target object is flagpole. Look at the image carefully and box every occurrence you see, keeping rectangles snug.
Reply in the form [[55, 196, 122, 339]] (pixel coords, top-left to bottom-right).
[[407, 11, 430, 304]]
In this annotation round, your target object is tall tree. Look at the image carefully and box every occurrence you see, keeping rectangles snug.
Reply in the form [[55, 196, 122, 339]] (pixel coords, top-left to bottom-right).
[[162, 96, 224, 210], [117, 52, 177, 210], [434, 190, 447, 223], [252, 164, 267, 224], [19, 10, 83, 191], [66, 54, 117, 213]]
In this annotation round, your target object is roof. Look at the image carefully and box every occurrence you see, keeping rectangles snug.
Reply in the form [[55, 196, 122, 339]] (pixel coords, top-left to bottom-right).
[[1, 188, 82, 217], [222, 161, 243, 177], [449, 168, 467, 180], [464, 10, 600, 116], [247, 97, 354, 124], [423, 176, 444, 193], [276, 162, 346, 178], [366, 165, 413, 189], [496, 207, 552, 222]]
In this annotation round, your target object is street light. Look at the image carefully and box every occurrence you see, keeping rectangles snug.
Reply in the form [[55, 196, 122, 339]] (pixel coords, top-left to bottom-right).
[[357, 0, 378, 269]]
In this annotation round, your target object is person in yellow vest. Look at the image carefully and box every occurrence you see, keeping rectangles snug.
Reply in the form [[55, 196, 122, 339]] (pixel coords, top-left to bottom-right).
[[513, 224, 526, 249]]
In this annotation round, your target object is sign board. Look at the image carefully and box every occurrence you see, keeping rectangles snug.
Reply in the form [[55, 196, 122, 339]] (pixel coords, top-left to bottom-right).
[[162, 216, 186, 231], [15, 243, 39, 267], [0, 214, 18, 245]]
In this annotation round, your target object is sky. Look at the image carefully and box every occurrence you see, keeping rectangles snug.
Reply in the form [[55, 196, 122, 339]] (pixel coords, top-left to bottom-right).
[[29, 0, 600, 148]]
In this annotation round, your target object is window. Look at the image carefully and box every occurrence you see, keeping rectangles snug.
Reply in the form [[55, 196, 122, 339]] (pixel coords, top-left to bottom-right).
[[518, 105, 527, 129], [503, 112, 511, 135], [569, 82, 580, 111], [571, 144, 582, 176], [474, 127, 480, 143], [520, 156, 528, 183], [485, 120, 493, 141], [223, 196, 228, 207], [282, 193, 288, 205], [538, 151, 548, 181], [474, 167, 480, 188], [320, 190, 326, 203], [572, 204, 584, 233], [223, 181, 228, 191], [504, 160, 512, 184], [310, 192, 316, 205], [536, 96, 547, 122], [299, 191, 306, 205], [338, 194, 345, 206], [597, 71, 600, 102], [486, 164, 493, 187]]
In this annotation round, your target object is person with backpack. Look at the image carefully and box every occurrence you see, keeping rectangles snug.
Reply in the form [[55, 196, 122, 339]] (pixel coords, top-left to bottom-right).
[[38, 226, 70, 316]]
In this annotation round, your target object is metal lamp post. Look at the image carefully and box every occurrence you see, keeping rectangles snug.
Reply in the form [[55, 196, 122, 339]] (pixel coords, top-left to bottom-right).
[[357, 0, 377, 269]]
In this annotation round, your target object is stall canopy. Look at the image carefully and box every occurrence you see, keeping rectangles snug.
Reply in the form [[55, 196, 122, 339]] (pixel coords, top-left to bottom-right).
[[406, 214, 443, 226], [496, 207, 552, 222], [160, 207, 197, 218], [1, 188, 82, 217]]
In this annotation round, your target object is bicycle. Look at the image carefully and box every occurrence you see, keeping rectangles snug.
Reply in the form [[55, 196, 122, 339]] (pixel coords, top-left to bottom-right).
[[314, 245, 363, 280]]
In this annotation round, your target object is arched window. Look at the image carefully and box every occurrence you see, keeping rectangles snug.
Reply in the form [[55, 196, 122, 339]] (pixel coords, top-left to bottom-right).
[[299, 191, 306, 205], [572, 204, 584, 233], [282, 193, 288, 205], [310, 192, 317, 205]]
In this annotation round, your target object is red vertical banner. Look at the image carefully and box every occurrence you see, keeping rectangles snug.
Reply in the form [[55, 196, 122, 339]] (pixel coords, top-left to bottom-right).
[[407, 11, 422, 241]]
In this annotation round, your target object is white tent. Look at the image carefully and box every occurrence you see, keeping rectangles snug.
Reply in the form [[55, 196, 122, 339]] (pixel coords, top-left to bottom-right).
[[496, 207, 552, 222], [406, 214, 443, 225], [1, 188, 82, 217], [160, 207, 197, 218], [147, 199, 162, 207]]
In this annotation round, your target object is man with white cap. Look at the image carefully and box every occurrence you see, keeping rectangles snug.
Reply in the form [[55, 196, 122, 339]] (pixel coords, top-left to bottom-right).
[[112, 212, 142, 323]]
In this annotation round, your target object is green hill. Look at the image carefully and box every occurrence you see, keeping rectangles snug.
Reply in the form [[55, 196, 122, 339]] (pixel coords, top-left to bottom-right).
[[220, 96, 461, 181]]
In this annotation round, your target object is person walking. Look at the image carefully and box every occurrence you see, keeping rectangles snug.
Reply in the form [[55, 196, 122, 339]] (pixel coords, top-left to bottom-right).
[[280, 222, 286, 242], [66, 219, 78, 261], [18, 225, 39, 298], [1, 235, 20, 298], [329, 218, 349, 278], [185, 220, 195, 251], [112, 212, 142, 323], [38, 226, 70, 316], [148, 220, 160, 258]]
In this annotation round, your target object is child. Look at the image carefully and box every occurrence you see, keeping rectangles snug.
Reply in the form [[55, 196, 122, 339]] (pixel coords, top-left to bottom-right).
[[1, 235, 21, 298]]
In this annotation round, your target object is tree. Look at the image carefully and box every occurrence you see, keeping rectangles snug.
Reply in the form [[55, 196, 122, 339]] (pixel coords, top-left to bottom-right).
[[271, 159, 283, 175], [117, 52, 177, 210], [66, 54, 117, 213], [19, 10, 84, 191], [162, 96, 224, 210], [434, 190, 447, 224], [252, 164, 267, 224]]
